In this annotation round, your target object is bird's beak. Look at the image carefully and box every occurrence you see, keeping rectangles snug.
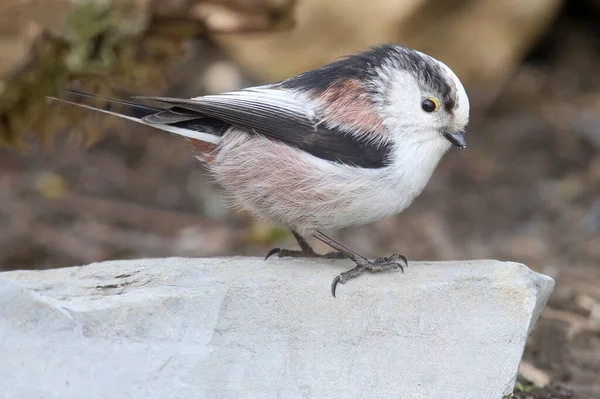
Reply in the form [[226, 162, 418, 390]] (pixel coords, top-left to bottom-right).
[[443, 130, 467, 149]]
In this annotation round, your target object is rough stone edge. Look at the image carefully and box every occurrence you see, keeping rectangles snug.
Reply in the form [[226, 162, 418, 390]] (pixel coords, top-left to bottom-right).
[[502, 262, 555, 397]]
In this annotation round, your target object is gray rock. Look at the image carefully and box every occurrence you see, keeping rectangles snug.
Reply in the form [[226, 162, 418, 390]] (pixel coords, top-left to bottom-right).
[[0, 258, 554, 399]]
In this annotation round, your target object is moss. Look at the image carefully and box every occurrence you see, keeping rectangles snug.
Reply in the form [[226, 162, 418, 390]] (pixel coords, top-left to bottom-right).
[[63, 1, 146, 75], [514, 381, 538, 393], [0, 38, 70, 148], [0, 0, 194, 149], [245, 223, 293, 246]]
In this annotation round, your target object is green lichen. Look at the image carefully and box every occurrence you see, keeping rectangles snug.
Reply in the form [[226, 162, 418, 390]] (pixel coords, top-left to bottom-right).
[[63, 1, 146, 74], [246, 223, 293, 246], [514, 381, 538, 393], [0, 0, 190, 149], [0, 39, 69, 148]]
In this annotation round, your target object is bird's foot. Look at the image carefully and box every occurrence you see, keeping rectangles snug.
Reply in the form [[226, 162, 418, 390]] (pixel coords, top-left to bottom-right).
[[265, 231, 345, 260], [331, 254, 408, 297], [265, 247, 344, 260]]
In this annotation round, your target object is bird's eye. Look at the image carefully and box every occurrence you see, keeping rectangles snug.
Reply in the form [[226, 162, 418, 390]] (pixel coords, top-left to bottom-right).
[[421, 98, 438, 113]]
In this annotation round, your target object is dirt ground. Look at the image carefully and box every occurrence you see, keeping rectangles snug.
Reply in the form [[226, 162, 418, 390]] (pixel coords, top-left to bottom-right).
[[1, 6, 600, 399]]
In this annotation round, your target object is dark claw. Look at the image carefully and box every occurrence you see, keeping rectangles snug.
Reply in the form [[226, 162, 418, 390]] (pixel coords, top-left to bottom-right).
[[394, 257, 407, 273], [394, 262, 404, 274], [398, 255, 408, 269], [376, 254, 408, 272], [265, 248, 281, 260], [331, 275, 341, 298], [396, 264, 405, 273]]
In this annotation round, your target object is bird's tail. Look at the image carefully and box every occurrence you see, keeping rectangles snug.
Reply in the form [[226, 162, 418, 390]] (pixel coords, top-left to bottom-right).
[[48, 90, 219, 143]]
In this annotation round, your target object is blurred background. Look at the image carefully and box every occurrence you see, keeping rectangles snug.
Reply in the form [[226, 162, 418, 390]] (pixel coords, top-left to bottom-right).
[[1, 0, 599, 397]]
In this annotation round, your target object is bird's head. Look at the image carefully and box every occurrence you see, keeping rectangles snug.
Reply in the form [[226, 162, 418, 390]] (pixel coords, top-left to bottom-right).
[[368, 45, 470, 150]]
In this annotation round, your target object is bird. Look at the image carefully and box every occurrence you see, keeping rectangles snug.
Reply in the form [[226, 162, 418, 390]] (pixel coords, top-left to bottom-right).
[[50, 43, 470, 297]]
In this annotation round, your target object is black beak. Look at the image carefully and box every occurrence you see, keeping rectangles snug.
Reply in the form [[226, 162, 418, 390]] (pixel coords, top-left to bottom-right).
[[443, 131, 467, 149]]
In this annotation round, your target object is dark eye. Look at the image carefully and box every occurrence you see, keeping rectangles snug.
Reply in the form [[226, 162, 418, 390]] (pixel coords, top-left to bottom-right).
[[421, 98, 439, 113]]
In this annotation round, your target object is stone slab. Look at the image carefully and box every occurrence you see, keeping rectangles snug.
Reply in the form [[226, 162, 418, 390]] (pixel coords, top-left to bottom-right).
[[0, 258, 555, 399]]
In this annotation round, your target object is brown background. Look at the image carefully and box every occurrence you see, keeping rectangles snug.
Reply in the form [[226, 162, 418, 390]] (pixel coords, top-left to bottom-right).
[[1, 1, 599, 397]]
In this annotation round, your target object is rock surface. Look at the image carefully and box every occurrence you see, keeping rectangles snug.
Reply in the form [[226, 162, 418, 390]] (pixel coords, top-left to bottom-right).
[[0, 258, 554, 399]]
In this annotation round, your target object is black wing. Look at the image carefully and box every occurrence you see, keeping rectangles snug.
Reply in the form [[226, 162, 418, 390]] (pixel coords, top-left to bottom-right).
[[139, 87, 392, 169]]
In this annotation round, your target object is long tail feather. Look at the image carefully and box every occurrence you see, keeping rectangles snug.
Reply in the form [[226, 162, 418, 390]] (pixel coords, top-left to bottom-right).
[[48, 90, 219, 143]]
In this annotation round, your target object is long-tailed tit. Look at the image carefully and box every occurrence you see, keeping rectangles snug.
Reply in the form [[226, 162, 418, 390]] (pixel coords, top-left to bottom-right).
[[51, 44, 470, 297]]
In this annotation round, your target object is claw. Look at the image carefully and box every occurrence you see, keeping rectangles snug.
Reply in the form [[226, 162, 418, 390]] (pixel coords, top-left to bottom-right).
[[378, 254, 408, 272], [395, 256, 407, 273], [398, 255, 408, 269], [265, 248, 281, 260], [331, 275, 341, 297]]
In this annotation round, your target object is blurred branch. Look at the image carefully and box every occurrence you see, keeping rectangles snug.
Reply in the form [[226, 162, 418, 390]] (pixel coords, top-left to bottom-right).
[[542, 307, 600, 335], [0, 0, 295, 148], [518, 361, 551, 388]]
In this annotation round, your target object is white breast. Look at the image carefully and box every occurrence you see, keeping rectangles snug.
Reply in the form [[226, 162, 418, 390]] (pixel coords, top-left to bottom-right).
[[326, 132, 451, 229]]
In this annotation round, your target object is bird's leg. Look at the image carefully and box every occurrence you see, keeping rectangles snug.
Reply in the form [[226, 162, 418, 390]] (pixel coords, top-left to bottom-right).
[[265, 231, 345, 260], [313, 230, 408, 297]]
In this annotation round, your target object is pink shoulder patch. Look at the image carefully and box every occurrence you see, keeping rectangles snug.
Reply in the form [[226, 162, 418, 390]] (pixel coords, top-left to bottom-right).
[[315, 79, 386, 136]]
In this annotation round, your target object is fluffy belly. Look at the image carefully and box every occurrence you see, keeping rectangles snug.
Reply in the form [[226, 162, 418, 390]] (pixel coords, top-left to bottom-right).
[[208, 129, 426, 234]]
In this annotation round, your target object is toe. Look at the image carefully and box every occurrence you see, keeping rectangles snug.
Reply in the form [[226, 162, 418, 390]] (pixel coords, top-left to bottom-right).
[[324, 251, 345, 259], [331, 275, 341, 297], [397, 254, 408, 268], [383, 254, 408, 270], [264, 248, 281, 260]]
